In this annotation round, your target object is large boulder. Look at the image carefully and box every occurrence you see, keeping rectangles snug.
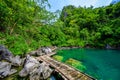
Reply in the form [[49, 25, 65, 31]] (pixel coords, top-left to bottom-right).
[[19, 55, 39, 77], [19, 55, 53, 80], [0, 62, 17, 78], [0, 45, 24, 66], [29, 50, 44, 56], [29, 47, 52, 56], [0, 45, 53, 79], [29, 62, 53, 80], [41, 47, 52, 54], [0, 45, 13, 61]]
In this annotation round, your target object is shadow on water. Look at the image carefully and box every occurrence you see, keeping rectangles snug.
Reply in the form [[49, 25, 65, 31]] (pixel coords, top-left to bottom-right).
[[50, 71, 64, 80]]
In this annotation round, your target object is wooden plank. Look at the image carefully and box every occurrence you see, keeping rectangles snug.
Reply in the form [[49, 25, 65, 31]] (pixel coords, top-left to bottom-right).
[[37, 54, 96, 80]]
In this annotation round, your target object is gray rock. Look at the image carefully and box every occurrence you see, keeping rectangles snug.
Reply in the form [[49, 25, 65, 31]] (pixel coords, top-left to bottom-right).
[[0, 45, 24, 66], [41, 47, 52, 54], [29, 47, 52, 56], [29, 51, 38, 56], [9, 55, 22, 66], [19, 55, 39, 77], [40, 62, 53, 79], [0, 45, 13, 61], [19, 55, 53, 80], [29, 62, 53, 80], [36, 50, 45, 56], [29, 50, 44, 56], [106, 44, 112, 49], [0, 62, 17, 78]]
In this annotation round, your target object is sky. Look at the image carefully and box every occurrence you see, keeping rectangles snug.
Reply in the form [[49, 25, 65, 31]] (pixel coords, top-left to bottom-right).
[[47, 0, 112, 12]]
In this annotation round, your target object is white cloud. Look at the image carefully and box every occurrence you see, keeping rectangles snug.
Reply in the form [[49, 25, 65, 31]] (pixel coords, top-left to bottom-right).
[[67, 0, 98, 7], [94, 0, 112, 7], [47, 0, 112, 12]]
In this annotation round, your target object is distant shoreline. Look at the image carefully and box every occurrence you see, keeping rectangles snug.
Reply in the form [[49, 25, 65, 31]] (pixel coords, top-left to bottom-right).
[[56, 46, 120, 50]]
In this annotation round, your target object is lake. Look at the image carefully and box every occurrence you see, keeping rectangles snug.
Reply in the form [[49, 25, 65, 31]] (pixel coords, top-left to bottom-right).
[[54, 48, 120, 80]]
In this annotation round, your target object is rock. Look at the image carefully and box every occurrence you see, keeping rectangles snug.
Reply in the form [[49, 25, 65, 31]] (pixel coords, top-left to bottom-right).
[[0, 62, 17, 78], [106, 44, 112, 49], [29, 47, 52, 56], [41, 47, 52, 54], [9, 55, 22, 66], [29, 51, 38, 56], [0, 45, 24, 66], [29, 62, 53, 80], [8, 69, 17, 75], [0, 45, 53, 79], [0, 45, 13, 61], [40, 62, 53, 79], [29, 50, 44, 56], [19, 55, 39, 77], [50, 46, 57, 51], [19, 55, 53, 80], [36, 50, 45, 56]]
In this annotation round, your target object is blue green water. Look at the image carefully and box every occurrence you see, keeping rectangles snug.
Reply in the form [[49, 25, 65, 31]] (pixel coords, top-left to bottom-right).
[[55, 48, 120, 80]]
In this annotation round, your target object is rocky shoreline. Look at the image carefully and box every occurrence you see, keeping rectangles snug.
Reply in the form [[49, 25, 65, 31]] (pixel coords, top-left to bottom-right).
[[0, 45, 55, 80], [0, 44, 119, 79], [58, 45, 120, 50]]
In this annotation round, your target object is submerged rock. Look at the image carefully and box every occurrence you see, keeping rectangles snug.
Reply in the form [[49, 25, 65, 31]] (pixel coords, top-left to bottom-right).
[[0, 45, 13, 61], [0, 62, 17, 78]]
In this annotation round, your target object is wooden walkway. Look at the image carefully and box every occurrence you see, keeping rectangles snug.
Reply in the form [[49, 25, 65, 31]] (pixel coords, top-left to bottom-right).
[[37, 53, 95, 80]]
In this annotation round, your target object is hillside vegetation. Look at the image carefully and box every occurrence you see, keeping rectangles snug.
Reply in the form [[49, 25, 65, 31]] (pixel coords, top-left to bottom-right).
[[0, 0, 120, 55]]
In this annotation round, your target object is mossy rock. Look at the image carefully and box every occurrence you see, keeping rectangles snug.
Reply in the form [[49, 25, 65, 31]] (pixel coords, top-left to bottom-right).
[[53, 55, 63, 62]]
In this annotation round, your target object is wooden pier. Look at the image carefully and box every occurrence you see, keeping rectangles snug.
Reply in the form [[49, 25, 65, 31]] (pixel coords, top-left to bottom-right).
[[37, 52, 95, 80]]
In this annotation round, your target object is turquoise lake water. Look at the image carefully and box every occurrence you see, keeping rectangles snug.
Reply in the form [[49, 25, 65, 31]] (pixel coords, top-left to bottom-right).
[[55, 48, 120, 80]]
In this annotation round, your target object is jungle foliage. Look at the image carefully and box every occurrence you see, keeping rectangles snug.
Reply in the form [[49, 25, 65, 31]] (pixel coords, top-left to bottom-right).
[[60, 3, 120, 48], [0, 0, 120, 55]]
